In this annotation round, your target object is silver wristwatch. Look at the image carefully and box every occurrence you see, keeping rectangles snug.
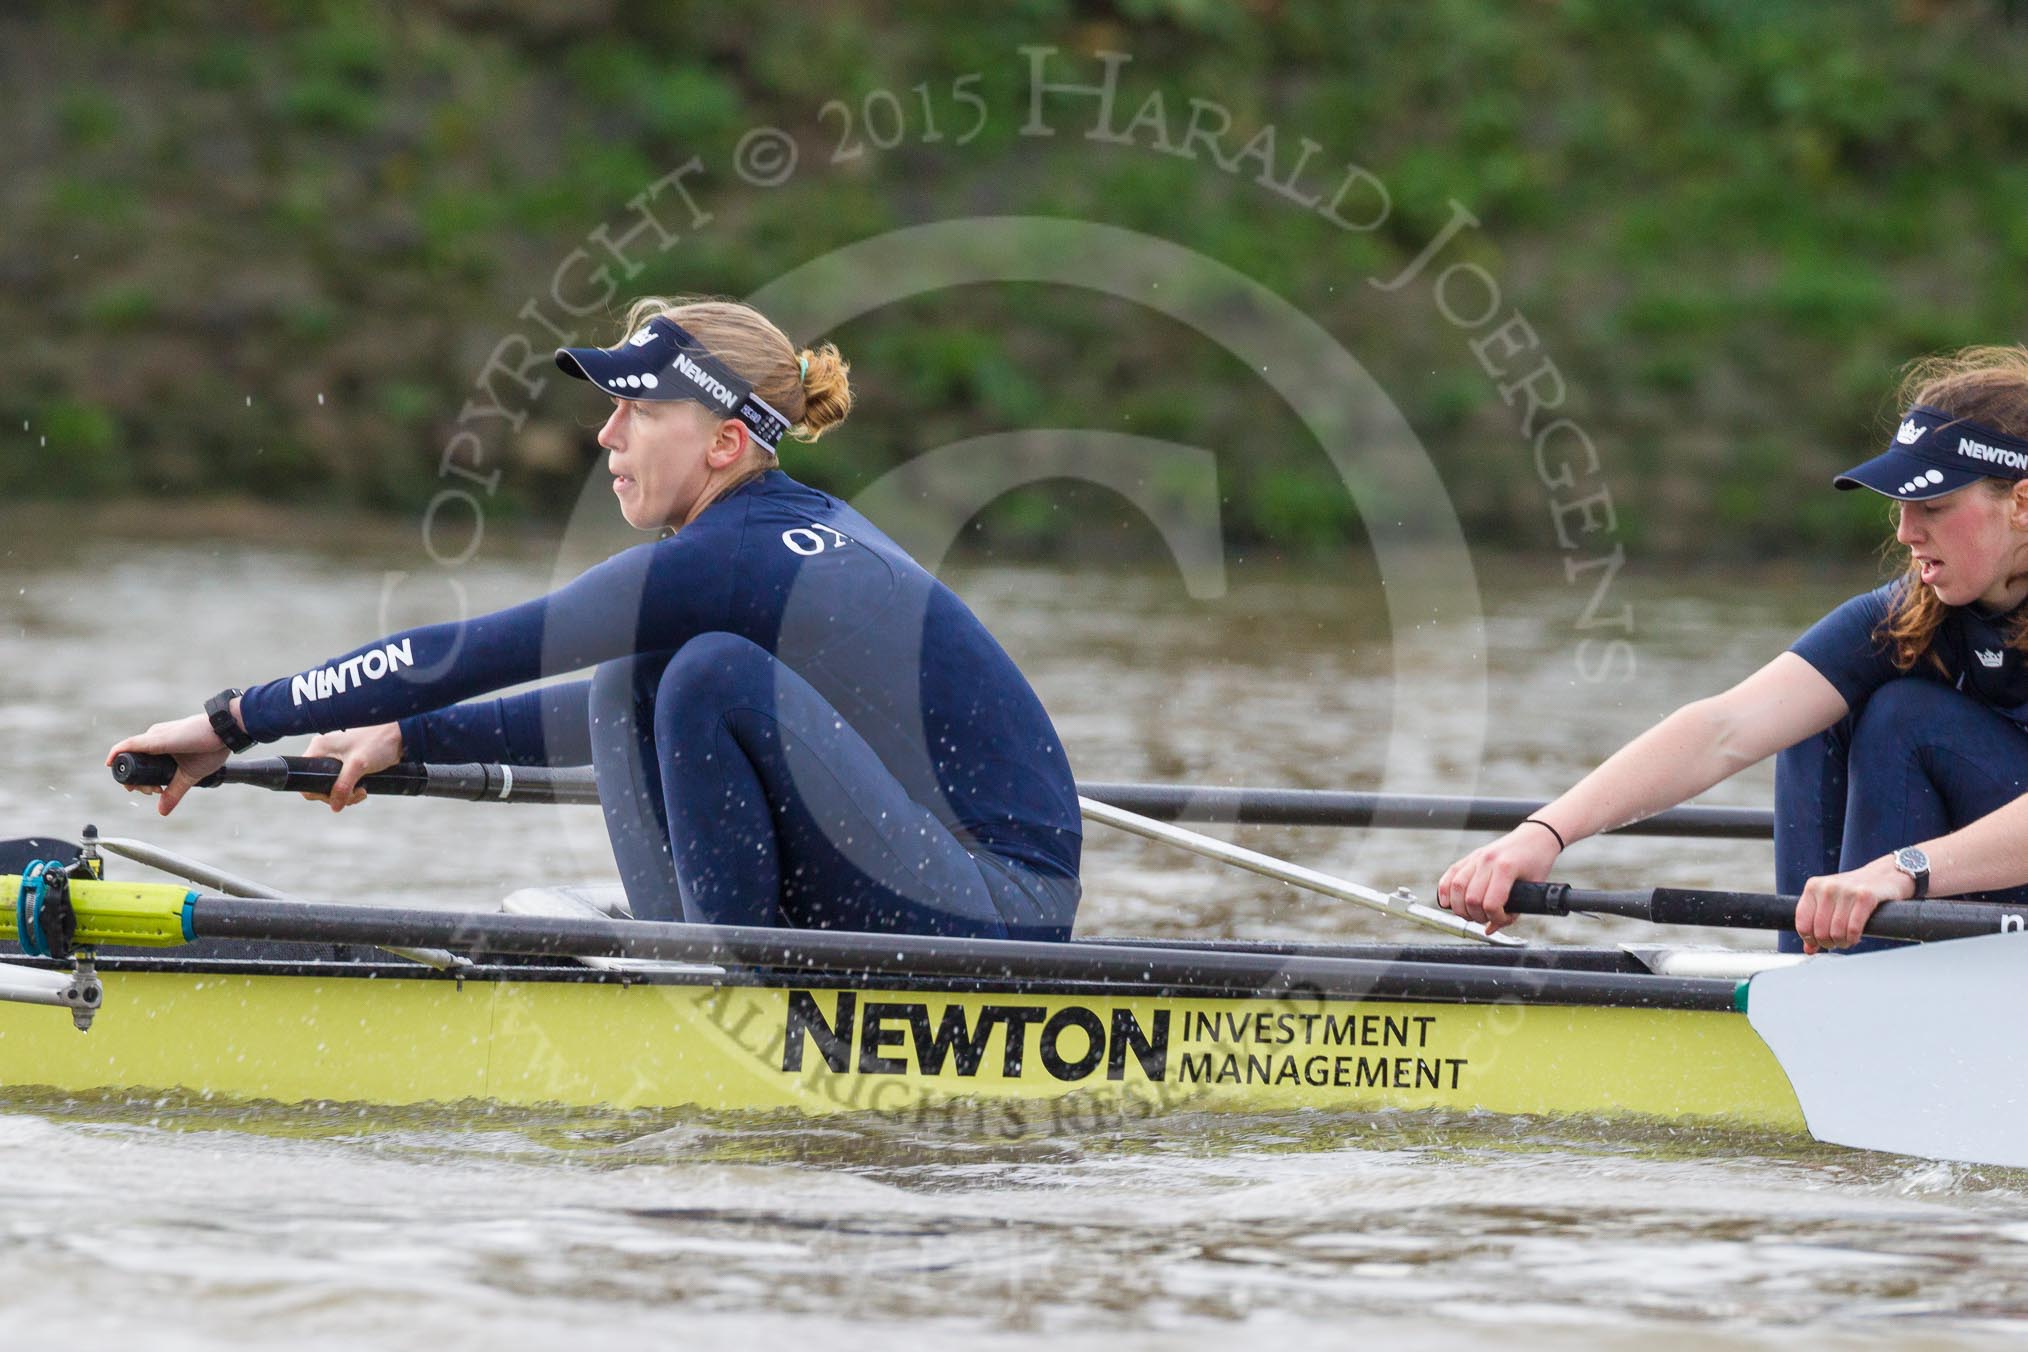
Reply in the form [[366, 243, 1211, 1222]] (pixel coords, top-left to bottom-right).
[[1893, 846, 1930, 900]]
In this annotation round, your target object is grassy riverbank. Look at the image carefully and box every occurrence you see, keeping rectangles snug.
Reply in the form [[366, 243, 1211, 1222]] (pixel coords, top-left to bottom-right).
[[5, 1, 2024, 557]]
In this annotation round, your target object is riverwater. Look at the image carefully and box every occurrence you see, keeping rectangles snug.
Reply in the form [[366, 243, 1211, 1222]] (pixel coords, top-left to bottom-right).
[[4, 518, 2024, 1349]]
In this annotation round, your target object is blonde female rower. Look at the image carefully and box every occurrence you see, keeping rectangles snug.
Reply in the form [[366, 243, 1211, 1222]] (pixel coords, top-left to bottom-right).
[[110, 297, 1082, 939]]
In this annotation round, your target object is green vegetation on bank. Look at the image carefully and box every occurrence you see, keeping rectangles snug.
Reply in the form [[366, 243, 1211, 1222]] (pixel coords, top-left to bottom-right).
[[4, 0, 2025, 557]]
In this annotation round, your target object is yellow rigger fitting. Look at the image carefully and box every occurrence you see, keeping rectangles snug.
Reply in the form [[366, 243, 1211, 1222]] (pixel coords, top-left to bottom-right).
[[2, 876, 195, 949]]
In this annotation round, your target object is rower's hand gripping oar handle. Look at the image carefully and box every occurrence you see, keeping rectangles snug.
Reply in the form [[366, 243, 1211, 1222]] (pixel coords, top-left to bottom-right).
[[110, 752, 209, 789], [1505, 881, 2028, 942], [110, 752, 423, 795]]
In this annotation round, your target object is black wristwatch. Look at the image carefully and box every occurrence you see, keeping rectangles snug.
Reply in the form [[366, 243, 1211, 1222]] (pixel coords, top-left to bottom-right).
[[204, 688, 255, 753], [1893, 845, 1930, 900]]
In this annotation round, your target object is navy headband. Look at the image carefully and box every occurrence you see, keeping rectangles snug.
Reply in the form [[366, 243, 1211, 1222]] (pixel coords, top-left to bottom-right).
[[555, 316, 793, 452], [1832, 404, 2028, 501]]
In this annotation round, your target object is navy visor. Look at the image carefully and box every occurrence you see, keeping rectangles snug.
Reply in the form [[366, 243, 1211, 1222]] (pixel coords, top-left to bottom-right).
[[557, 316, 791, 451], [1834, 405, 2028, 501]]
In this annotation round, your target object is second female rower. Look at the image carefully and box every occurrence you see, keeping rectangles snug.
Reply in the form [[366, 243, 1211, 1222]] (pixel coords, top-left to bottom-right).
[[109, 296, 1083, 940], [1440, 345, 2028, 952]]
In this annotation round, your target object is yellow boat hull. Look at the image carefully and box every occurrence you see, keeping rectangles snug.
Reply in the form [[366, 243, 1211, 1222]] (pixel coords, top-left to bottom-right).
[[0, 967, 1806, 1131]]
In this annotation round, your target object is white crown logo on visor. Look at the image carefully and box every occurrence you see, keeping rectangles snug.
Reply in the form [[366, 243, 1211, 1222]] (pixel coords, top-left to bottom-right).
[[1897, 419, 1923, 445]]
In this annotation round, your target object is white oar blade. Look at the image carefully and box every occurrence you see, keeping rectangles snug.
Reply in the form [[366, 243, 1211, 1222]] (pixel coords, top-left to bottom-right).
[[1745, 932, 2028, 1168]]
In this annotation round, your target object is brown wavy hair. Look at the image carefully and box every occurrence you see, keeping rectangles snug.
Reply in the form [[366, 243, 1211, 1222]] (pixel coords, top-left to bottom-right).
[[1878, 345, 2028, 672]]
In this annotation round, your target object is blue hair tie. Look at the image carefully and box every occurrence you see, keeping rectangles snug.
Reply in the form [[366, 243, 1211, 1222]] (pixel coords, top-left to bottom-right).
[[798, 354, 810, 381]]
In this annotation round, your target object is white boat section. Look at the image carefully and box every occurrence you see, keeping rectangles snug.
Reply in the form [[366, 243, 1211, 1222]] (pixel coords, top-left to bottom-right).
[[1621, 946, 1807, 981], [500, 883, 632, 919], [500, 883, 723, 975], [1745, 931, 2028, 1169]]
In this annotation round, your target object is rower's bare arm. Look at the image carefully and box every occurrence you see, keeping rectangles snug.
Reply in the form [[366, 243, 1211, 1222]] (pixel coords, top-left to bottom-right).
[[1536, 653, 1847, 844], [1440, 653, 1846, 931], [1902, 793, 2028, 901], [1790, 793, 2028, 954]]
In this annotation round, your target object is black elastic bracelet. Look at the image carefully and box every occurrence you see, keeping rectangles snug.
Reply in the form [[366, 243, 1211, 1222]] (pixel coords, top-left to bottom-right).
[[1523, 817, 1567, 851]]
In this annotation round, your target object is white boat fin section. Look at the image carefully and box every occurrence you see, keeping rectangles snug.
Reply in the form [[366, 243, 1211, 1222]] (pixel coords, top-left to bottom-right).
[[1744, 932, 2028, 1168], [96, 836, 469, 974], [501, 884, 633, 919], [500, 885, 724, 975], [1620, 945, 1808, 980]]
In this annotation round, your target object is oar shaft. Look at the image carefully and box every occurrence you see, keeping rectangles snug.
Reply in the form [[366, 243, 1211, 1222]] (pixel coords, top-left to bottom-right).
[[1079, 783, 1772, 839], [176, 895, 1725, 1008], [1507, 882, 2028, 942], [112, 755, 1771, 838]]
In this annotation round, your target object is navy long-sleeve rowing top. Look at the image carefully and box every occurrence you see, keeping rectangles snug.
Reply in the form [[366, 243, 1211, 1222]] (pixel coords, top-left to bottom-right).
[[1791, 581, 2028, 723], [238, 472, 1082, 878]]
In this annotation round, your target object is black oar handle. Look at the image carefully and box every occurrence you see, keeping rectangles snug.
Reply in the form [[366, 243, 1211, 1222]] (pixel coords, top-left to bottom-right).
[[110, 752, 205, 788], [110, 753, 600, 805], [1507, 881, 2028, 942], [114, 752, 416, 794], [108, 753, 172, 786]]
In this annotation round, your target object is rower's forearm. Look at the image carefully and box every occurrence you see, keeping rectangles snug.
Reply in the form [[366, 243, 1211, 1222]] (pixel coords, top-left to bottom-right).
[[1534, 700, 1756, 845], [1918, 794, 2028, 899]]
